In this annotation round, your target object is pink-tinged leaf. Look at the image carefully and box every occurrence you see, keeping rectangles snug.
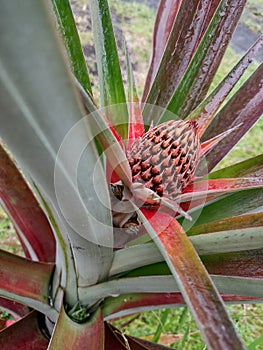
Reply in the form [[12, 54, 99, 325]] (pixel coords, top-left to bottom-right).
[[0, 143, 56, 262], [143, 0, 213, 125], [180, 177, 263, 202], [222, 294, 263, 303], [0, 297, 29, 319], [142, 1, 225, 105], [0, 311, 49, 350], [188, 212, 263, 236], [200, 125, 240, 156], [198, 1, 221, 39], [188, 35, 263, 136], [202, 63, 263, 172], [125, 41, 144, 150], [49, 304, 104, 350], [139, 209, 246, 350], [168, 0, 249, 120], [0, 249, 54, 304], [142, 0, 182, 102], [202, 249, 263, 278], [157, 0, 248, 125]]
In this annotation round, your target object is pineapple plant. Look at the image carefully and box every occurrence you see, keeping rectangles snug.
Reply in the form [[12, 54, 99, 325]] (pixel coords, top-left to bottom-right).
[[0, 0, 263, 349]]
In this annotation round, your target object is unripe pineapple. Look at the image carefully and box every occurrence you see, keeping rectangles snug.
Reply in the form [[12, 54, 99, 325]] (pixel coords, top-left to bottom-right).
[[127, 120, 200, 201]]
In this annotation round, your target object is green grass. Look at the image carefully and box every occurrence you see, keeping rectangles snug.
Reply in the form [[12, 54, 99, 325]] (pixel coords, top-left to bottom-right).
[[241, 0, 263, 33], [0, 207, 23, 256], [113, 304, 263, 349]]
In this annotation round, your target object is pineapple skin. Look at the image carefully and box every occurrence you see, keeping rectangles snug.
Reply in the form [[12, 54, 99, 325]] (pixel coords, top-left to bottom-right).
[[128, 120, 200, 200]]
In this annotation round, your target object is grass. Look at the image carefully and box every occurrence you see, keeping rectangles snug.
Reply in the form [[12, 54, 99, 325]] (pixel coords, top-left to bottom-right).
[[0, 208, 23, 256], [113, 304, 263, 349], [1, 0, 263, 347], [241, 0, 263, 33]]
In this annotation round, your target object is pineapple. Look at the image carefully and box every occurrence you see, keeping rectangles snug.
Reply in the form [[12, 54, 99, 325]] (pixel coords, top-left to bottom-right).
[[128, 120, 200, 200]]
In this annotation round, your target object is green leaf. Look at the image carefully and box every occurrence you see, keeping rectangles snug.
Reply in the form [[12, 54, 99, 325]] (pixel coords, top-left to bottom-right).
[[248, 334, 263, 350], [110, 243, 162, 277], [89, 0, 128, 139], [0, 0, 113, 306], [52, 0, 92, 94], [209, 154, 263, 179], [105, 322, 171, 349], [152, 308, 170, 343], [180, 188, 263, 229], [190, 226, 263, 255]]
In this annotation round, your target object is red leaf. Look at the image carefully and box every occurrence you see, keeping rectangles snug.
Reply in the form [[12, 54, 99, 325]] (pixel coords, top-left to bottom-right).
[[180, 177, 263, 202], [103, 292, 262, 321], [175, 0, 247, 119], [125, 41, 144, 150], [127, 101, 144, 151], [50, 305, 104, 349], [143, 0, 212, 124], [202, 249, 263, 279], [0, 311, 49, 350], [202, 63, 263, 172], [142, 0, 182, 102], [190, 35, 263, 137], [139, 209, 246, 350], [0, 250, 54, 303], [0, 143, 56, 262], [0, 297, 29, 319]]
